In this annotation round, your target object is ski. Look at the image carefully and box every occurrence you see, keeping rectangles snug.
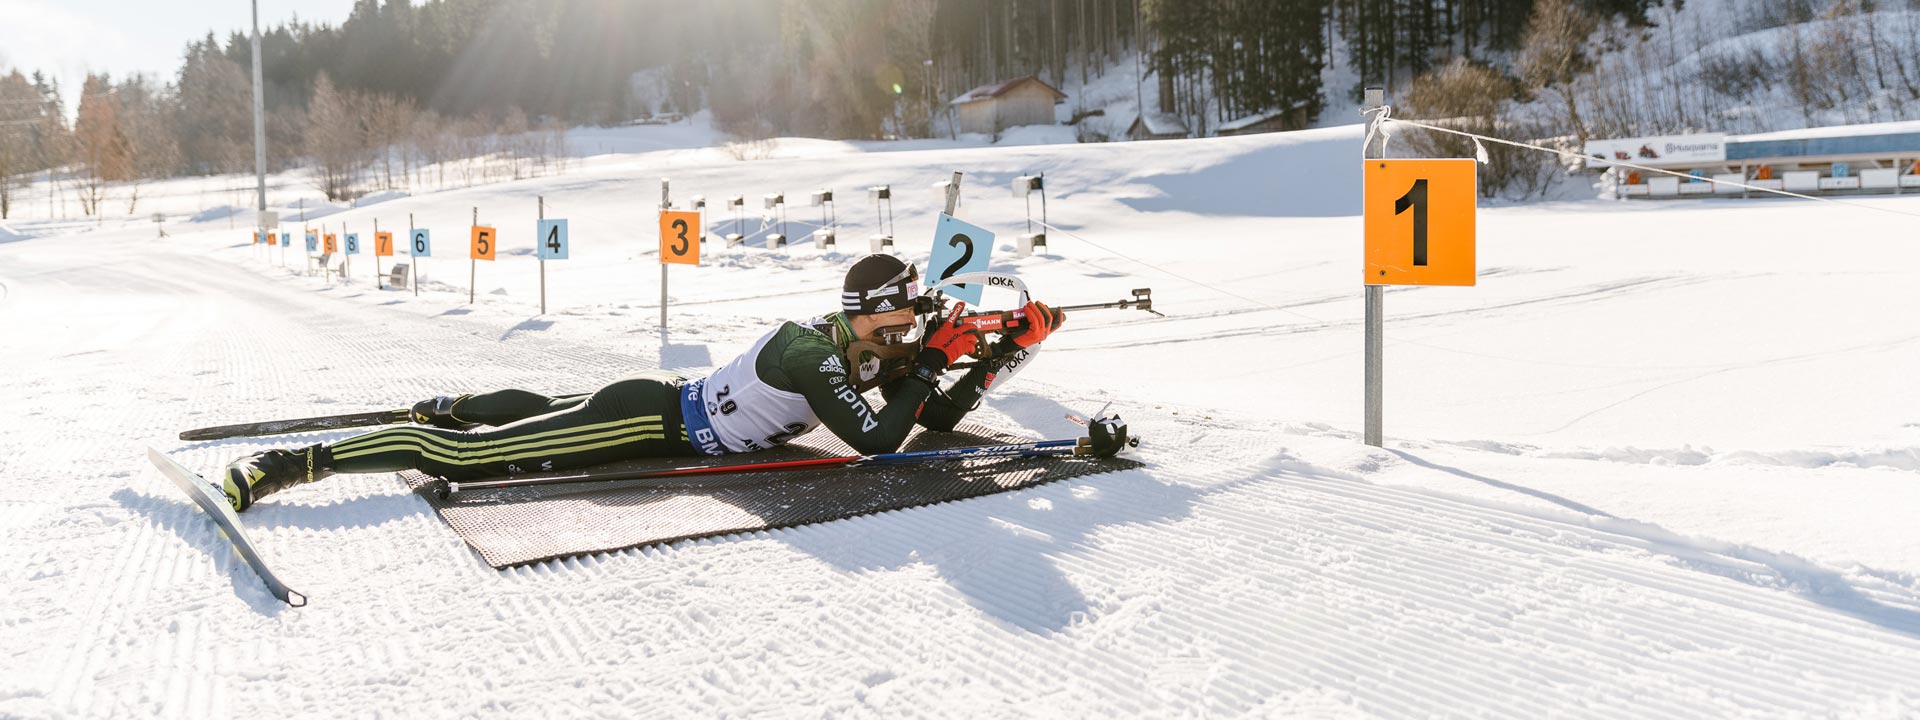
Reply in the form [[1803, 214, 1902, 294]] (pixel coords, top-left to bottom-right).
[[146, 448, 307, 607], [440, 426, 1135, 499], [178, 408, 412, 441]]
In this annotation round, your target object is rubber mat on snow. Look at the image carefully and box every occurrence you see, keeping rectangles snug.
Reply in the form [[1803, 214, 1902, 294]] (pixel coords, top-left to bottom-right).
[[399, 423, 1142, 568]]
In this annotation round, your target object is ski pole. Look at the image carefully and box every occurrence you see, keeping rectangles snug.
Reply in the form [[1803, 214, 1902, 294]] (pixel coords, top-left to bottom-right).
[[438, 437, 1097, 498]]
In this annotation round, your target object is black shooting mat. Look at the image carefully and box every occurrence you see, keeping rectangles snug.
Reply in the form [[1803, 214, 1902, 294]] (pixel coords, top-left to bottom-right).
[[399, 423, 1143, 568]]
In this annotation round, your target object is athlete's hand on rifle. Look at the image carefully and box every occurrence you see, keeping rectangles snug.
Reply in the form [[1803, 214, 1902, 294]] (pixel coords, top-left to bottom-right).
[[1005, 301, 1065, 349], [915, 303, 981, 379]]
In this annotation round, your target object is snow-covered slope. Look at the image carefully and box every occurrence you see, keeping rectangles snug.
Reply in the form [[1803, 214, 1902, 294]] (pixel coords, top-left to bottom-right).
[[3, 122, 1919, 718]]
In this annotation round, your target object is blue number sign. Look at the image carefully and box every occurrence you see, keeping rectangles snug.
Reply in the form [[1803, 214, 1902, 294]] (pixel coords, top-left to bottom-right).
[[537, 219, 569, 260], [280, 232, 290, 247], [345, 233, 361, 255], [410, 229, 432, 257], [926, 214, 993, 305], [305, 232, 318, 252]]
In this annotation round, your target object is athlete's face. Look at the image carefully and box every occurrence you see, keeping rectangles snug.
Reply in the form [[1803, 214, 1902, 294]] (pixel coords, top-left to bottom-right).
[[849, 308, 917, 342]]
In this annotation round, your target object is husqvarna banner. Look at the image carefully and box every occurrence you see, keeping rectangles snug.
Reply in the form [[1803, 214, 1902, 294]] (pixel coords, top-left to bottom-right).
[[1585, 133, 1726, 166]]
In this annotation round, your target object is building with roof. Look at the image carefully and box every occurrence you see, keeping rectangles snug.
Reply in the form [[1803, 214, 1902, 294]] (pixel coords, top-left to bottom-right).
[[948, 76, 1068, 136], [1589, 121, 1920, 199], [1216, 106, 1312, 137], [1128, 112, 1189, 141]]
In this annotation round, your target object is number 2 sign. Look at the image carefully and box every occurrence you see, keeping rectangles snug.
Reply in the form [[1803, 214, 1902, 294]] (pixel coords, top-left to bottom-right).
[[1363, 159, 1476, 286], [928, 214, 993, 305]]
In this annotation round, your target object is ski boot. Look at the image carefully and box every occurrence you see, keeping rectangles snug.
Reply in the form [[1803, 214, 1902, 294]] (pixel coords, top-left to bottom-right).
[[410, 394, 473, 429], [223, 446, 331, 512], [1085, 414, 1136, 458]]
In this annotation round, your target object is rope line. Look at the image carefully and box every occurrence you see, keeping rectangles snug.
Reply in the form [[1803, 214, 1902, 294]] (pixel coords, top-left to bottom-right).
[[1028, 217, 1332, 325], [1382, 111, 1920, 221]]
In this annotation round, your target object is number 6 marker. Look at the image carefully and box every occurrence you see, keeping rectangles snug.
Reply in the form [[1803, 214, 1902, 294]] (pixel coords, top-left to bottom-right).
[[1363, 159, 1476, 286]]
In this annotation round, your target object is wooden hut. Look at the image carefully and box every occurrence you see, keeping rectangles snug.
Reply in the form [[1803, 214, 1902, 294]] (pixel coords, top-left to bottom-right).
[[949, 76, 1069, 135], [1216, 106, 1313, 137], [1128, 112, 1190, 141]]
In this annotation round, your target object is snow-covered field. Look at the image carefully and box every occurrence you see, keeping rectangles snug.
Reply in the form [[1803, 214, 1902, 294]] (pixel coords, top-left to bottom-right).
[[4, 123, 1920, 718]]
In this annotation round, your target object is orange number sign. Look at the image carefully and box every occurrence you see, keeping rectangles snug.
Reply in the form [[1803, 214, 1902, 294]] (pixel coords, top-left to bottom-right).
[[470, 225, 497, 261], [374, 231, 394, 257], [658, 211, 701, 265], [1364, 159, 1476, 286], [323, 234, 338, 254]]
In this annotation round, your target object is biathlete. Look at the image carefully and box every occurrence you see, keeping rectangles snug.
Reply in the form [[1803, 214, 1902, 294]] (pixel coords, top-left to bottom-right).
[[221, 254, 1066, 512]]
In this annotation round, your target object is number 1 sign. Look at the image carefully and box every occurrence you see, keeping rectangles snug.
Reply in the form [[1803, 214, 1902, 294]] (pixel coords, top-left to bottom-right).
[[1363, 159, 1476, 286]]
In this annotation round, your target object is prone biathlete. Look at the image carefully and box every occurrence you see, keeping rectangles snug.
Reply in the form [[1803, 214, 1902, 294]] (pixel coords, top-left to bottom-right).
[[220, 254, 1066, 512]]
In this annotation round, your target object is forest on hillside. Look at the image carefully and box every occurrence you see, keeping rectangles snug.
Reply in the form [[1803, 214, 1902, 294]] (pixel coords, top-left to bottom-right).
[[7, 0, 1920, 212]]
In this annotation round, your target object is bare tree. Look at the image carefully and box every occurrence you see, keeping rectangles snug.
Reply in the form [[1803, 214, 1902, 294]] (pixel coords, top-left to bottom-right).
[[306, 74, 370, 201], [113, 75, 181, 214], [1403, 58, 1554, 199], [71, 74, 132, 216], [364, 94, 418, 191], [1520, 0, 1598, 147], [0, 71, 43, 219]]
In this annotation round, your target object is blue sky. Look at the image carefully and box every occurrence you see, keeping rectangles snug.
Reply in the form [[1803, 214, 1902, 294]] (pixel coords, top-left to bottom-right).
[[0, 0, 355, 114]]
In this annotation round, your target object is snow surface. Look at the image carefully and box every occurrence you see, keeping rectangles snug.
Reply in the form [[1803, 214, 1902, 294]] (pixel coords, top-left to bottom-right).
[[4, 121, 1920, 718]]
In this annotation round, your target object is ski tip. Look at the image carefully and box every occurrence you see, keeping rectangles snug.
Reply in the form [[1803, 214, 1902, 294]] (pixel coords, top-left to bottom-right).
[[285, 590, 309, 608]]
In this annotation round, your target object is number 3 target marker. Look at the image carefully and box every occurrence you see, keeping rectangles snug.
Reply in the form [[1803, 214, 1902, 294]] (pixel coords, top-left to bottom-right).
[[658, 209, 702, 333]]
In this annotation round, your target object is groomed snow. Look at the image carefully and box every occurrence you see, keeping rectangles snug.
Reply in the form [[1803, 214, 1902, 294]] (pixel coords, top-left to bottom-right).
[[3, 122, 1919, 718]]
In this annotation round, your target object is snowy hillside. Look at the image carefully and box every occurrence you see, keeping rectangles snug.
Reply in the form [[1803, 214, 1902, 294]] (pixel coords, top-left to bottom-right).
[[3, 121, 1920, 718]]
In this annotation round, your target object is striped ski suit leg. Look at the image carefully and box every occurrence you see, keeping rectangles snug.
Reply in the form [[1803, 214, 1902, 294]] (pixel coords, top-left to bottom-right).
[[327, 372, 696, 481]]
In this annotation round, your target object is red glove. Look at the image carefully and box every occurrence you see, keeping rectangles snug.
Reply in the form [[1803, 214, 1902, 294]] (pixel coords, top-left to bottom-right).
[[918, 303, 981, 371], [1007, 301, 1065, 349]]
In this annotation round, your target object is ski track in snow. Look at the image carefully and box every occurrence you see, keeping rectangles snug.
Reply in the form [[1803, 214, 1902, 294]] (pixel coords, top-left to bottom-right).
[[5, 138, 1920, 716]]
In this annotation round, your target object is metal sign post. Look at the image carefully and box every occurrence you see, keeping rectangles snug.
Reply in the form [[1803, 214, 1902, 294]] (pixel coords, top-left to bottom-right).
[[410, 213, 419, 298], [659, 208, 702, 335], [536, 211, 568, 315], [374, 218, 382, 289], [1359, 87, 1479, 448], [1363, 87, 1386, 448], [539, 196, 546, 315], [342, 222, 351, 282], [668, 179, 675, 332], [470, 207, 477, 304]]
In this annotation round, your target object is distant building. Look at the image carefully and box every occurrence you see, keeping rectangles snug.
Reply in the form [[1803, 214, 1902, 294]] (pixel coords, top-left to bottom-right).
[[1216, 106, 1312, 137], [948, 76, 1068, 135], [1128, 112, 1190, 141]]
